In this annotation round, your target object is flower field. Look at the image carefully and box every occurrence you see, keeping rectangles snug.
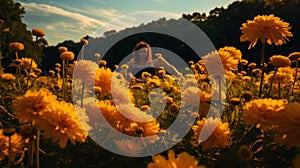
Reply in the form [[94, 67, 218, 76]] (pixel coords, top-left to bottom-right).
[[1, 12, 300, 168]]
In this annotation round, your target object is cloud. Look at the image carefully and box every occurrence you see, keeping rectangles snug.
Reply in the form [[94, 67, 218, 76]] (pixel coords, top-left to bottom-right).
[[21, 2, 105, 29], [20, 2, 114, 44]]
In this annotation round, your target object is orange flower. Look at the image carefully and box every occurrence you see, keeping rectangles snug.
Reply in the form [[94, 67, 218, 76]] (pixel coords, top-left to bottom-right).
[[192, 118, 230, 151], [0, 73, 16, 81], [20, 57, 38, 70], [240, 14, 293, 49], [0, 130, 24, 161], [9, 42, 24, 51], [274, 103, 300, 148], [58, 46, 68, 53], [40, 101, 89, 148], [32, 28, 45, 37], [218, 46, 242, 61], [203, 50, 238, 75], [242, 98, 287, 131], [60, 51, 75, 61], [148, 150, 205, 168], [269, 55, 291, 67], [12, 88, 57, 125], [94, 67, 114, 97]]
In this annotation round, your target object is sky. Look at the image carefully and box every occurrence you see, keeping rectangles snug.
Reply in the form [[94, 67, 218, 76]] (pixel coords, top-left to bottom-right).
[[17, 0, 237, 45]]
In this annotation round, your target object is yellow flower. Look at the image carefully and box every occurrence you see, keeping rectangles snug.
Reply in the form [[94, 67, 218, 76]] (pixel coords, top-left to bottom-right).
[[240, 59, 249, 66], [32, 28, 45, 37], [248, 63, 257, 69], [12, 88, 57, 125], [0, 130, 24, 161], [274, 103, 300, 148], [95, 67, 114, 97], [20, 57, 38, 70], [81, 38, 88, 44], [111, 77, 134, 105], [60, 51, 75, 61], [202, 50, 238, 75], [99, 60, 107, 67], [240, 14, 293, 49], [97, 100, 123, 128], [0, 73, 16, 81], [40, 101, 88, 148], [288, 52, 300, 61], [182, 87, 211, 115], [192, 118, 230, 151], [269, 55, 291, 67], [148, 150, 205, 168], [265, 67, 294, 85], [72, 60, 99, 84], [218, 46, 242, 61], [9, 42, 24, 51], [242, 98, 287, 131], [58, 46, 68, 53], [0, 130, 8, 161]]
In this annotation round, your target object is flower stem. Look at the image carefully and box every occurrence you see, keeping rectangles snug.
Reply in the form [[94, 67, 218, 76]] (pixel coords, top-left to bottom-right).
[[267, 67, 278, 97], [81, 82, 85, 108], [259, 42, 266, 98], [62, 60, 66, 98], [36, 130, 40, 168], [8, 136, 11, 168], [291, 60, 298, 94]]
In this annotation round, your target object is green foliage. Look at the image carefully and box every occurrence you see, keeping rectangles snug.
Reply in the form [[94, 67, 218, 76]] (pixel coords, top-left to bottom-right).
[[0, 0, 43, 67]]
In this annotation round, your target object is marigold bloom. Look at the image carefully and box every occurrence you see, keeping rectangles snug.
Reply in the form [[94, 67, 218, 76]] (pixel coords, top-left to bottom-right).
[[218, 46, 242, 61], [269, 55, 291, 67], [94, 53, 101, 58], [265, 67, 294, 85], [111, 77, 134, 105], [192, 118, 230, 151], [72, 60, 99, 84], [240, 59, 249, 66], [242, 98, 287, 131], [81, 38, 88, 44], [0, 130, 24, 161], [0, 73, 16, 81], [58, 46, 68, 53], [97, 100, 122, 128], [274, 103, 300, 148], [32, 28, 45, 37], [0, 130, 8, 161], [182, 86, 211, 115], [95, 67, 114, 97], [12, 88, 57, 125], [20, 57, 38, 70], [148, 150, 205, 168], [203, 50, 238, 75], [288, 52, 300, 61], [40, 101, 89, 148], [248, 63, 257, 69], [99, 60, 107, 67], [60, 51, 75, 61], [9, 42, 24, 51], [240, 14, 293, 49]]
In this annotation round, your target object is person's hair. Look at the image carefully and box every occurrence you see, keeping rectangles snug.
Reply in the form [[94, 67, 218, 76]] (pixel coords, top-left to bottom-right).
[[131, 41, 152, 63]]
